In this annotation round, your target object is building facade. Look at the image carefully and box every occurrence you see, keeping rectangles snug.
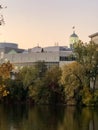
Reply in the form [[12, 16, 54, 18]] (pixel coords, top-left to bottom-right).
[[3, 46, 74, 68], [0, 32, 79, 68]]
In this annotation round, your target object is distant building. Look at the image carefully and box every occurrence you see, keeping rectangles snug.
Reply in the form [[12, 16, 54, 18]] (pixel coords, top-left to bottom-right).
[[0, 42, 24, 55], [89, 32, 98, 44], [0, 32, 79, 68], [28, 46, 42, 53], [3, 45, 74, 68]]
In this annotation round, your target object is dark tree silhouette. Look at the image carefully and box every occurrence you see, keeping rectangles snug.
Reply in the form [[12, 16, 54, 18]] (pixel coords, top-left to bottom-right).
[[0, 3, 7, 25]]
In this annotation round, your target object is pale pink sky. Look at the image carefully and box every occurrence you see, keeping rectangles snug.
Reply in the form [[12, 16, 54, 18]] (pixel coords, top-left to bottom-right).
[[0, 0, 98, 49]]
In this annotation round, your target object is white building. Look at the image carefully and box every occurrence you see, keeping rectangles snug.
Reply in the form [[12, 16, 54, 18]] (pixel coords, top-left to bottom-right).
[[0, 31, 79, 67], [3, 45, 74, 68]]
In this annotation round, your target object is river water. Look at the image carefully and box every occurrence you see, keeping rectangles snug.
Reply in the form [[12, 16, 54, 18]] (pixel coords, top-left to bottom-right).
[[0, 104, 98, 130]]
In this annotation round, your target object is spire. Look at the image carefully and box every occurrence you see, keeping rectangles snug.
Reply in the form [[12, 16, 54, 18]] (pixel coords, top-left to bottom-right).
[[72, 26, 75, 34]]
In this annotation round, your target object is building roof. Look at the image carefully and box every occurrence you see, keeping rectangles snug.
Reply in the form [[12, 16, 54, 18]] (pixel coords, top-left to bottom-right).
[[28, 46, 71, 53], [29, 46, 42, 52], [8, 50, 17, 54], [70, 32, 78, 38], [0, 42, 18, 49], [44, 46, 68, 52], [89, 32, 98, 38]]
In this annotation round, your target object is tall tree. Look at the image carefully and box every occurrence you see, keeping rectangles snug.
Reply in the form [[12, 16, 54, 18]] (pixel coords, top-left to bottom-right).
[[73, 41, 98, 90], [61, 62, 85, 105]]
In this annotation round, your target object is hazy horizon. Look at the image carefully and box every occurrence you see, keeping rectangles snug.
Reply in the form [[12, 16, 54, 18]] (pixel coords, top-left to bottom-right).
[[0, 0, 98, 49]]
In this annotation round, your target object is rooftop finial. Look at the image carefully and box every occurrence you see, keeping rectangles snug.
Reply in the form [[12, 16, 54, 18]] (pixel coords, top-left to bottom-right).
[[72, 26, 75, 34]]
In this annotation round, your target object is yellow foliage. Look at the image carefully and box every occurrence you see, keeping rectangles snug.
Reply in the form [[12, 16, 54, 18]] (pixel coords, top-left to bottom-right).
[[81, 87, 93, 105], [61, 62, 85, 99], [0, 61, 13, 79], [3, 90, 9, 97], [0, 85, 9, 97], [0, 61, 13, 99]]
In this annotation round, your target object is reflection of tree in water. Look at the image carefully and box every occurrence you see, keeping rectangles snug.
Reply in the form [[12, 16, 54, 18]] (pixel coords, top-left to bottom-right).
[[0, 105, 98, 130], [36, 106, 65, 130], [26, 105, 65, 130], [58, 107, 98, 130], [89, 108, 98, 130], [0, 105, 65, 130], [0, 104, 29, 130]]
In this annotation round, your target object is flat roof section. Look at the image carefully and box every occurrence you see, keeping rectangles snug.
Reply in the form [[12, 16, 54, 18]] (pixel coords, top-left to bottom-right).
[[89, 32, 98, 38]]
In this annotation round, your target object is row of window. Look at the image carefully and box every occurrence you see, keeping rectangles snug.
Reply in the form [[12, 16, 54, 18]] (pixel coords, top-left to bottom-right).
[[59, 56, 76, 61]]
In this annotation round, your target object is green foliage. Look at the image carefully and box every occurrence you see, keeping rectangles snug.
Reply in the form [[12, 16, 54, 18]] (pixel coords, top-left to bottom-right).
[[18, 66, 38, 88], [60, 41, 98, 105], [61, 62, 85, 104], [5, 79, 26, 102], [92, 90, 98, 105], [42, 66, 65, 104], [34, 61, 47, 78], [0, 42, 97, 106], [73, 41, 98, 88], [80, 87, 93, 106], [15, 61, 48, 103], [29, 66, 65, 104]]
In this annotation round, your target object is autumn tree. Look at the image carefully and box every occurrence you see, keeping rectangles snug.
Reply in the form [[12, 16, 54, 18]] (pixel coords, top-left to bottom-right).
[[74, 41, 98, 91], [60, 41, 98, 105], [0, 61, 13, 99], [14, 61, 48, 103], [39, 66, 64, 104], [17, 63, 64, 104], [60, 40, 98, 105], [61, 62, 85, 105]]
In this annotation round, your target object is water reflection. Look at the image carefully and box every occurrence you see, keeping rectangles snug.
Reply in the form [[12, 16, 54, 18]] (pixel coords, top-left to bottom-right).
[[0, 104, 98, 130]]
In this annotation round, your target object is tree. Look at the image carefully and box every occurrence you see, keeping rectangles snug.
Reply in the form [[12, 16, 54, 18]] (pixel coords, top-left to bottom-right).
[[28, 61, 48, 103], [63, 40, 98, 105], [0, 61, 13, 99], [74, 41, 98, 90], [34, 61, 47, 78], [16, 61, 48, 103], [41, 66, 64, 104], [61, 62, 85, 105], [0, 3, 6, 25]]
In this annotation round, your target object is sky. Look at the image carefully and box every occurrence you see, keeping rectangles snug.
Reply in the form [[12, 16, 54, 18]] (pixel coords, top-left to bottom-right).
[[0, 0, 98, 49]]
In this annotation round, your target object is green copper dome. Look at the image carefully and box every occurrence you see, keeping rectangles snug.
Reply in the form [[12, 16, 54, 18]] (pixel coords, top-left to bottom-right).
[[70, 31, 79, 42], [69, 31, 79, 49], [70, 32, 78, 38]]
